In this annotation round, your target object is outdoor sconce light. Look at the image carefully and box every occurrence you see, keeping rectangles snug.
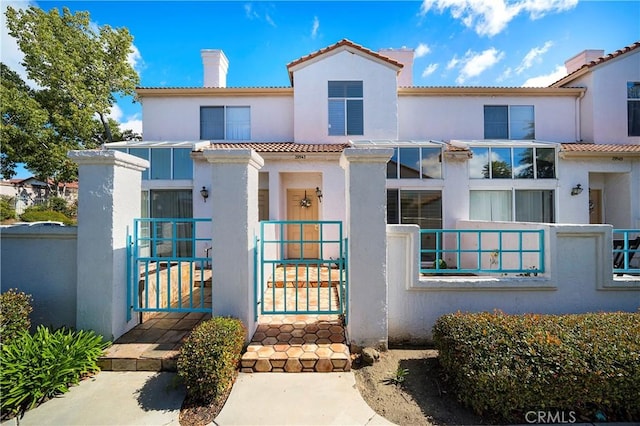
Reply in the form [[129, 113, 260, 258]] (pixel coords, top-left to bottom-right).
[[315, 187, 323, 203], [200, 186, 209, 202], [571, 184, 583, 196]]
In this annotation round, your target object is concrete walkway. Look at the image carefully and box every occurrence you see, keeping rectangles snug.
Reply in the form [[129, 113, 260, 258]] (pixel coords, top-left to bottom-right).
[[1, 371, 391, 426]]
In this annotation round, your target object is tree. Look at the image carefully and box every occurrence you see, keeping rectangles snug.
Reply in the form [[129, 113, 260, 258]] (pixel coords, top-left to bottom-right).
[[2, 6, 139, 183]]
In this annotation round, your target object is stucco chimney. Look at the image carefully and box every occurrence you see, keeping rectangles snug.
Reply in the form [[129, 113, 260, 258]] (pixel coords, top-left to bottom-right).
[[201, 49, 229, 88], [564, 49, 604, 74], [379, 48, 414, 87]]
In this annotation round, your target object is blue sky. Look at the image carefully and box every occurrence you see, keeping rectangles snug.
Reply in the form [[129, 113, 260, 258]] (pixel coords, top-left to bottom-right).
[[2, 0, 639, 177]]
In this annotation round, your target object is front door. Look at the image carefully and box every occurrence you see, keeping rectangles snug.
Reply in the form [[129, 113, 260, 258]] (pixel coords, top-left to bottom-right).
[[589, 189, 602, 224], [286, 189, 319, 258]]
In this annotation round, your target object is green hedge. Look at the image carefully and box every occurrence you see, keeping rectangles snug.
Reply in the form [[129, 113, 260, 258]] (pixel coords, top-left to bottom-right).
[[19, 209, 74, 225], [0, 289, 32, 343], [0, 326, 109, 418], [433, 311, 640, 423], [177, 317, 246, 403]]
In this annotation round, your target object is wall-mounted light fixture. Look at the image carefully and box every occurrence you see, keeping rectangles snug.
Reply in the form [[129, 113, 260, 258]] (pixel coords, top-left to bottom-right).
[[315, 187, 323, 203], [570, 184, 583, 196], [200, 186, 209, 202]]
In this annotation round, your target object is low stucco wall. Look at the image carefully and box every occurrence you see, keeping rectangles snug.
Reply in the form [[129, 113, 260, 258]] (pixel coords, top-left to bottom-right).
[[387, 223, 640, 344], [0, 224, 78, 330]]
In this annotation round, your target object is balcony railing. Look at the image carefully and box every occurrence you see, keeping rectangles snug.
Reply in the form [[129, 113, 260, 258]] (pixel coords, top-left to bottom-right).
[[420, 229, 545, 275], [613, 229, 640, 275]]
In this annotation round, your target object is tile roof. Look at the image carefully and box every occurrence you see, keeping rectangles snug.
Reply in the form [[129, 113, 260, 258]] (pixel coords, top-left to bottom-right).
[[208, 142, 350, 153], [560, 143, 640, 154], [286, 39, 404, 85], [551, 41, 640, 87]]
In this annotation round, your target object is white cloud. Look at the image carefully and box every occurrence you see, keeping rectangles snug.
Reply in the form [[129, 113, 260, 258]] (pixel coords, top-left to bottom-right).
[[415, 43, 431, 58], [521, 64, 566, 87], [244, 3, 259, 19], [455, 48, 505, 84], [1, 0, 38, 86], [127, 44, 143, 72], [420, 0, 578, 37], [421, 63, 439, 78], [516, 41, 553, 74], [244, 3, 276, 27], [446, 56, 460, 70], [108, 104, 143, 136], [311, 16, 319, 39]]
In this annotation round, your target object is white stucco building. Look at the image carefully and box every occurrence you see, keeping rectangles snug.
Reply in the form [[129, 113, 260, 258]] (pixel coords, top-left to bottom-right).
[[107, 39, 640, 259]]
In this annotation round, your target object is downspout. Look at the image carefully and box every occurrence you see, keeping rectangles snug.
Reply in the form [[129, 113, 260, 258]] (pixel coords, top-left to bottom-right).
[[575, 90, 586, 142]]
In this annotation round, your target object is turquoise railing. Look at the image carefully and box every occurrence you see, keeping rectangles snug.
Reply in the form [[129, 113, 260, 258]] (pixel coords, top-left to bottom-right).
[[613, 229, 640, 275], [419, 229, 545, 275]]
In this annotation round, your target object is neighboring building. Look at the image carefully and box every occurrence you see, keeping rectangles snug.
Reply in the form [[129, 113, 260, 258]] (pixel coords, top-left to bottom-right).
[[107, 39, 640, 258], [0, 177, 78, 215]]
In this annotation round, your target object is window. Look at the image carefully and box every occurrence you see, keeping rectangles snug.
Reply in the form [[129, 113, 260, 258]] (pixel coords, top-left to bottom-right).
[[470, 190, 554, 223], [143, 189, 194, 257], [484, 105, 535, 139], [119, 147, 193, 180], [328, 81, 363, 136], [388, 189, 442, 261], [200, 106, 250, 140], [469, 146, 555, 179], [628, 82, 640, 136], [388, 147, 442, 179]]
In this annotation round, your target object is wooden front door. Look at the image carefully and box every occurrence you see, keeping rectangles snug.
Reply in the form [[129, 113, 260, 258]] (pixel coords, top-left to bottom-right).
[[286, 189, 319, 259], [589, 189, 602, 224]]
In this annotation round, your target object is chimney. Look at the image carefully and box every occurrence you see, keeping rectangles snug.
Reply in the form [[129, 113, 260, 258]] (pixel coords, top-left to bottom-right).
[[564, 49, 604, 74], [379, 48, 414, 87], [201, 49, 229, 88]]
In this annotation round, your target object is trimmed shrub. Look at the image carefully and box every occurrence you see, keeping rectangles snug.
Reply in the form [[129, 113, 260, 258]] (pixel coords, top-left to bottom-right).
[[433, 311, 640, 423], [0, 196, 16, 221], [19, 209, 73, 225], [0, 326, 109, 418], [178, 317, 246, 403], [0, 289, 32, 343]]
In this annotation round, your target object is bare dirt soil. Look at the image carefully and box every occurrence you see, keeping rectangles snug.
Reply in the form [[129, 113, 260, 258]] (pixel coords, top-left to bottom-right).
[[353, 348, 486, 426]]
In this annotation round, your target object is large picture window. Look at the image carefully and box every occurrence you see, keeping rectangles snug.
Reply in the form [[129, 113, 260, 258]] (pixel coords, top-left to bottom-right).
[[470, 190, 554, 223], [628, 82, 640, 137], [469, 145, 555, 179], [484, 105, 535, 139], [387, 147, 442, 179], [328, 81, 363, 136], [200, 106, 250, 140], [118, 147, 193, 180]]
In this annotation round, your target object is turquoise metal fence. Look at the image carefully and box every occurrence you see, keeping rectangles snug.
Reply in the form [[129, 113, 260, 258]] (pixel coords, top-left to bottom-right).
[[255, 220, 347, 320], [613, 229, 640, 275], [127, 218, 212, 321], [419, 229, 545, 275]]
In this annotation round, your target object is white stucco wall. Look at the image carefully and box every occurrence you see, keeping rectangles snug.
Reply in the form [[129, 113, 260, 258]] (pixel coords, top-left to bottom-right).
[[292, 50, 399, 144], [387, 224, 640, 344], [142, 95, 293, 141], [398, 95, 578, 141], [569, 50, 640, 144], [0, 225, 78, 330]]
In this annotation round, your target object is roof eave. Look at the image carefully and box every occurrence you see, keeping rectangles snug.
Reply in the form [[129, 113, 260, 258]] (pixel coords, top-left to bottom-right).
[[136, 87, 293, 97], [399, 87, 586, 96]]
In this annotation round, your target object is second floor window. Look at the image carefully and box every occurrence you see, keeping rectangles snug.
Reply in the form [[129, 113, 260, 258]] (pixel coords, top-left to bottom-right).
[[328, 81, 363, 136], [484, 105, 535, 140], [200, 106, 250, 140], [628, 82, 640, 137]]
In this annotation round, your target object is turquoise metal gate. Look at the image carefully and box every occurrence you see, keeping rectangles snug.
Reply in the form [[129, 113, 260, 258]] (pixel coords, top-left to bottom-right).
[[127, 218, 212, 321], [255, 220, 348, 322]]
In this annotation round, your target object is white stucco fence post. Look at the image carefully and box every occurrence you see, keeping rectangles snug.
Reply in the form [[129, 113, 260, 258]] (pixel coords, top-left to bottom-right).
[[68, 150, 148, 341], [203, 148, 264, 340], [340, 147, 394, 350]]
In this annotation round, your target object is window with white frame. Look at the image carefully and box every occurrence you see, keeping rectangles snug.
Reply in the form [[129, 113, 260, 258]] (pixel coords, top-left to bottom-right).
[[200, 106, 251, 140], [469, 146, 555, 179], [628, 82, 640, 137], [484, 105, 535, 139], [470, 189, 554, 223], [328, 81, 363, 136], [114, 147, 193, 180], [387, 147, 442, 179]]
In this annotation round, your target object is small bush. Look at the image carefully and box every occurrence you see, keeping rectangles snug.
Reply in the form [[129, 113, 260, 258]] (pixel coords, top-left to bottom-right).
[[178, 317, 246, 403], [0, 196, 16, 221], [19, 209, 73, 225], [47, 196, 72, 217], [0, 289, 32, 343], [433, 311, 640, 423], [0, 325, 109, 418]]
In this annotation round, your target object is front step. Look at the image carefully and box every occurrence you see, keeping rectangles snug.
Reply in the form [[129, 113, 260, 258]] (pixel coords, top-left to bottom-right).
[[241, 315, 351, 373]]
